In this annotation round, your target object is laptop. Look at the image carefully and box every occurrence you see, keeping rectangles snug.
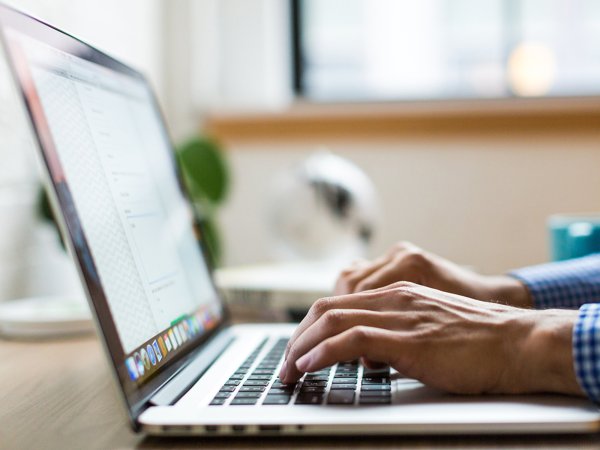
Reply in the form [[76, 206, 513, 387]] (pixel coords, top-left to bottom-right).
[[1, 4, 599, 436]]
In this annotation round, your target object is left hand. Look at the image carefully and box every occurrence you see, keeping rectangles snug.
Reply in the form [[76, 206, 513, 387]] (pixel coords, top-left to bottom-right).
[[279, 282, 583, 396]]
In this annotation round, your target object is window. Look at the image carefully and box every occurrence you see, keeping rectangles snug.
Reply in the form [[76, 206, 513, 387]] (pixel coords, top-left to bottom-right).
[[292, 0, 600, 101]]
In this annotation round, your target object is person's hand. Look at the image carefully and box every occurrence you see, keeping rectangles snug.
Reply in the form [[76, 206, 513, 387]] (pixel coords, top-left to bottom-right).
[[280, 282, 583, 397], [335, 242, 532, 308]]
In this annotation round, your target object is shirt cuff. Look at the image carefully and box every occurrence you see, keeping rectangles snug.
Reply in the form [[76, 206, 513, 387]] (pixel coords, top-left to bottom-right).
[[509, 254, 600, 310], [573, 303, 600, 403]]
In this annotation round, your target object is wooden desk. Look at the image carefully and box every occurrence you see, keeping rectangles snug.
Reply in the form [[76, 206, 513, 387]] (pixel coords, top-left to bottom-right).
[[2, 335, 600, 449]]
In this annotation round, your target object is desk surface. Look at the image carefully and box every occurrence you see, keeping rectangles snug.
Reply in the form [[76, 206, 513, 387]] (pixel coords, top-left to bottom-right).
[[2, 334, 600, 449]]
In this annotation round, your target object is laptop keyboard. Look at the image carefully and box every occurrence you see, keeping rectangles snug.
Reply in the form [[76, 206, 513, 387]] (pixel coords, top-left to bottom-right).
[[209, 338, 391, 406]]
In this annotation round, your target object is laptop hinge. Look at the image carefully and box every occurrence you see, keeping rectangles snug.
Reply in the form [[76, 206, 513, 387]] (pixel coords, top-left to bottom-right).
[[148, 328, 235, 406]]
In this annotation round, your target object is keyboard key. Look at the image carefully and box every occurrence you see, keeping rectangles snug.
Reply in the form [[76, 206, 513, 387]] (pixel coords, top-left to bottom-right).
[[303, 381, 328, 387], [224, 379, 241, 386], [359, 389, 391, 397], [332, 377, 357, 384], [247, 374, 272, 380], [363, 368, 390, 377], [361, 384, 391, 391], [243, 380, 270, 386], [327, 390, 355, 405], [235, 391, 262, 398], [263, 395, 291, 405], [295, 394, 324, 405], [209, 398, 226, 405], [229, 373, 245, 380], [329, 384, 356, 390], [269, 387, 295, 395], [219, 385, 236, 392], [359, 395, 391, 405], [299, 386, 326, 393], [213, 391, 232, 399], [271, 382, 295, 389], [362, 377, 390, 384], [230, 397, 258, 405], [304, 375, 329, 381], [334, 373, 357, 379], [252, 369, 275, 375], [239, 386, 266, 392]]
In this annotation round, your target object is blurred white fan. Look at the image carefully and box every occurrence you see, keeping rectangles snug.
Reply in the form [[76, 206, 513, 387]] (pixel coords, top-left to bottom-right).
[[268, 151, 380, 263]]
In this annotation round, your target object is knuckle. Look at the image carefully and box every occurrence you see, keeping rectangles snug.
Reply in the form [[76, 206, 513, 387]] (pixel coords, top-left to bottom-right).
[[350, 325, 373, 344], [404, 250, 432, 270], [322, 309, 344, 327], [392, 280, 417, 289], [312, 297, 334, 315], [339, 267, 356, 277], [392, 240, 415, 253]]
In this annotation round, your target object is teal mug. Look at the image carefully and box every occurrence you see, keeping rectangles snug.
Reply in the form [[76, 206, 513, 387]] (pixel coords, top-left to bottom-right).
[[548, 214, 600, 261]]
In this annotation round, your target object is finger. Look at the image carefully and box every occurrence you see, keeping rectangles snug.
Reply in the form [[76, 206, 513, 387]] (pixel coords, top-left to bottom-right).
[[354, 260, 411, 293], [334, 255, 392, 295], [361, 357, 388, 370], [295, 326, 403, 375], [282, 309, 406, 383], [284, 282, 417, 363]]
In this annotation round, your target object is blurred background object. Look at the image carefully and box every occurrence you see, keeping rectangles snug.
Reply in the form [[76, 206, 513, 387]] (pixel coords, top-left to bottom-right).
[[268, 151, 379, 263], [296, 0, 600, 101], [1, 0, 600, 323], [177, 136, 230, 267]]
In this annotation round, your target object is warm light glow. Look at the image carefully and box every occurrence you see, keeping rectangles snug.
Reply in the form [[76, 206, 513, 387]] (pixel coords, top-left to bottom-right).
[[508, 42, 557, 97]]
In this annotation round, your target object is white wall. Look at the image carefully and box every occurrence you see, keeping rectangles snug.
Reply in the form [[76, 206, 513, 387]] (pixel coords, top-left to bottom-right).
[[219, 130, 600, 275], [0, 0, 163, 301]]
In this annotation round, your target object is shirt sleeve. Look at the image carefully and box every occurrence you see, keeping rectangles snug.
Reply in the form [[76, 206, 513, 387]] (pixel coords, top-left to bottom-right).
[[509, 254, 600, 309], [573, 303, 600, 402]]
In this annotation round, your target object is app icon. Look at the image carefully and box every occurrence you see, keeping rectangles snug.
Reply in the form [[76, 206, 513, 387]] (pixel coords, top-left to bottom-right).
[[147, 344, 157, 366], [190, 317, 198, 334], [173, 326, 183, 346], [189, 318, 198, 335], [203, 310, 213, 328], [182, 321, 190, 339], [134, 352, 144, 376], [178, 323, 187, 342], [158, 336, 168, 356], [141, 348, 151, 371], [163, 333, 172, 352], [152, 340, 162, 362], [194, 313, 205, 334], [126, 356, 138, 381], [169, 329, 178, 349]]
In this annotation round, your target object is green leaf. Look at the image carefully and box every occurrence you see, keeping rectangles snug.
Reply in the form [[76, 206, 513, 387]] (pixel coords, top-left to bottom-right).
[[177, 136, 229, 205]]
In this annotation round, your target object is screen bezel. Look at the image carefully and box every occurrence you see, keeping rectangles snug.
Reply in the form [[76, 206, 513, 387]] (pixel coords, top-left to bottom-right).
[[0, 3, 230, 429]]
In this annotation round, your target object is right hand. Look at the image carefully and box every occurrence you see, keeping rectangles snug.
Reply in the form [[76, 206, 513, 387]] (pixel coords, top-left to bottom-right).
[[334, 242, 532, 308], [281, 282, 581, 398]]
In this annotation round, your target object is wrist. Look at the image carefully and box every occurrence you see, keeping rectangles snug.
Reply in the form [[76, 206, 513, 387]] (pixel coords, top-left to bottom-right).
[[514, 309, 583, 396], [486, 275, 533, 308]]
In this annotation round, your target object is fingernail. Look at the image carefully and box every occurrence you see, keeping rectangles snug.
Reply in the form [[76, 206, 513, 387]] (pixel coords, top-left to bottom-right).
[[296, 354, 312, 372], [279, 361, 287, 381]]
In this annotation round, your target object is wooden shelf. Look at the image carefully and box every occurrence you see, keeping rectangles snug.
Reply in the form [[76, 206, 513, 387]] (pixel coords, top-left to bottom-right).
[[206, 97, 600, 145]]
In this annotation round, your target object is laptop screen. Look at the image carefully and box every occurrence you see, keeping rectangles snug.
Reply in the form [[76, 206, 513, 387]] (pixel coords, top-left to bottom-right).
[[0, 4, 225, 418]]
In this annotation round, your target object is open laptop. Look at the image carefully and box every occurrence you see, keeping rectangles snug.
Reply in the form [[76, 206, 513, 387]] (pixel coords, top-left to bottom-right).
[[2, 4, 599, 436]]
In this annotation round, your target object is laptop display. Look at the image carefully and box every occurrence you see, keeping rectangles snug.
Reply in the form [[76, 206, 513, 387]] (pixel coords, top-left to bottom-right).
[[0, 4, 225, 420]]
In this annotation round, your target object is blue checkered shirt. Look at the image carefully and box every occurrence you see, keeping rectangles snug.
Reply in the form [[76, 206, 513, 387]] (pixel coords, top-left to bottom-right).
[[511, 254, 600, 402]]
